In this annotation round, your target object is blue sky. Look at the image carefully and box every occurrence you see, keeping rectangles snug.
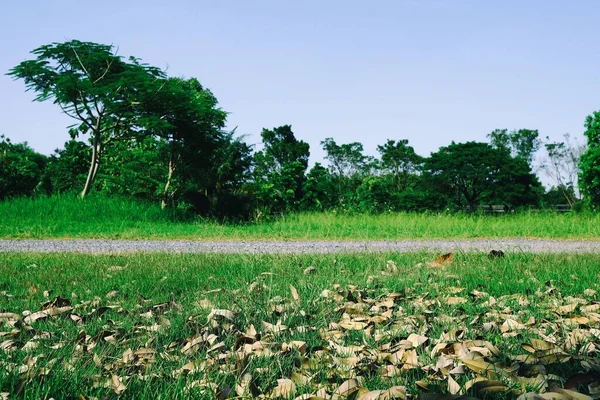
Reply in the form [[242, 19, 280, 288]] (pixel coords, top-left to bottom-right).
[[1, 0, 598, 168]]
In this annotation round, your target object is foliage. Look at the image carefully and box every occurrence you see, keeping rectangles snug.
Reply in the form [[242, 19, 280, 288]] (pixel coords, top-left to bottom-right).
[[321, 137, 371, 179], [376, 139, 423, 191], [43, 140, 89, 194], [424, 142, 542, 210], [0, 135, 47, 199], [579, 111, 600, 208], [487, 128, 541, 166], [95, 136, 165, 199], [200, 132, 255, 219], [253, 125, 310, 213], [321, 137, 374, 207], [542, 185, 577, 207], [5, 40, 595, 217], [8, 40, 169, 196], [301, 163, 336, 211], [355, 175, 398, 213], [145, 77, 229, 209]]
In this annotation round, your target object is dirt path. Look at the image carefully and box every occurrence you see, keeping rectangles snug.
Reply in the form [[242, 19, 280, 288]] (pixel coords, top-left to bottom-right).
[[0, 238, 599, 254]]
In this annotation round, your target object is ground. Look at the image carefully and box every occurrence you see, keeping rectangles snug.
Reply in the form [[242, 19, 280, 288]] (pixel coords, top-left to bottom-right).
[[1, 252, 599, 399]]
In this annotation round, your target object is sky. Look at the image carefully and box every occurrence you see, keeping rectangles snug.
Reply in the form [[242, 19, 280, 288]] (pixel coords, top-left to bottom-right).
[[1, 0, 598, 171]]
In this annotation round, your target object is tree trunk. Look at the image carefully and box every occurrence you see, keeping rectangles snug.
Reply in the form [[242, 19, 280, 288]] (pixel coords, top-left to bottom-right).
[[81, 134, 102, 198], [560, 186, 574, 207], [161, 145, 176, 209]]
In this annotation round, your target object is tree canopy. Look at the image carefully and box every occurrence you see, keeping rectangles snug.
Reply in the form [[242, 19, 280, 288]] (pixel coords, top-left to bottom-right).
[[8, 40, 169, 196], [4, 40, 594, 216], [580, 111, 600, 208], [424, 142, 542, 210]]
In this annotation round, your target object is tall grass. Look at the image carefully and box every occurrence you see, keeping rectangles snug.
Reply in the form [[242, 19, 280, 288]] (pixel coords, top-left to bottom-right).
[[0, 195, 599, 239]]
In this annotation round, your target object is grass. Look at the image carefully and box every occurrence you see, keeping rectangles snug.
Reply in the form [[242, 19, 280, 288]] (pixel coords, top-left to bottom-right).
[[1, 195, 599, 240], [1, 252, 599, 398]]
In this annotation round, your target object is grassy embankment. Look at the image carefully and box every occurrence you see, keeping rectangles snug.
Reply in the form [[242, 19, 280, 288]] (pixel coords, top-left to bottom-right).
[[1, 252, 599, 398], [1, 195, 599, 240]]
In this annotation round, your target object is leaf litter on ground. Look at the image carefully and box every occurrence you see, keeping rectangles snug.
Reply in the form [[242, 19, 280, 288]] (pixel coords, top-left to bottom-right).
[[1, 256, 600, 399]]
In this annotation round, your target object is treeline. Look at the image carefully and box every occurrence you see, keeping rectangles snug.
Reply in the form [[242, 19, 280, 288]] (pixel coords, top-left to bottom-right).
[[2, 40, 599, 217]]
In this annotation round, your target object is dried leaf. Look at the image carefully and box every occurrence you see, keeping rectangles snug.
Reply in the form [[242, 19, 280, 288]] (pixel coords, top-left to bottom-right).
[[448, 376, 461, 395], [303, 266, 316, 274], [271, 378, 296, 398], [461, 358, 494, 374], [445, 296, 468, 306], [290, 285, 300, 302], [207, 309, 235, 321], [236, 373, 253, 396]]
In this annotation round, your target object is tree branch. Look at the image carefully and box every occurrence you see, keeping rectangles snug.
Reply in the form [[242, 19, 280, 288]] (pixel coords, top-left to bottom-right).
[[93, 58, 115, 84], [70, 44, 92, 81], [58, 103, 81, 121], [69, 99, 96, 133]]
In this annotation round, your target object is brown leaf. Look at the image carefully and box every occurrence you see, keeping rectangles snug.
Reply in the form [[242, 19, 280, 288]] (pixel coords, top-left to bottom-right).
[[339, 321, 369, 331], [333, 379, 362, 397], [303, 266, 316, 274], [357, 386, 406, 400], [110, 375, 126, 394], [290, 285, 300, 302], [436, 252, 454, 264], [554, 303, 578, 315], [445, 297, 468, 306], [263, 320, 288, 334], [270, 378, 296, 399], [207, 309, 235, 321], [401, 349, 419, 371], [407, 333, 429, 348], [23, 311, 49, 324], [448, 376, 461, 395], [236, 373, 253, 397], [461, 358, 494, 374], [471, 380, 508, 396]]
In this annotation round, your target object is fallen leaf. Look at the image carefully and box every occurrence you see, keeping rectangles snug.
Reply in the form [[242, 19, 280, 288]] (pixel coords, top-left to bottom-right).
[[270, 378, 296, 398], [290, 285, 300, 302]]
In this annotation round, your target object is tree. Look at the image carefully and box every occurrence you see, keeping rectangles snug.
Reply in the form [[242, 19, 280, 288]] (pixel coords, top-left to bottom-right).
[[579, 111, 600, 208], [213, 132, 254, 194], [0, 135, 47, 199], [424, 141, 542, 210], [44, 140, 90, 193], [95, 136, 165, 199], [301, 163, 336, 211], [321, 137, 372, 206], [201, 131, 254, 219], [376, 139, 423, 191], [8, 40, 169, 197], [355, 175, 398, 213], [147, 77, 228, 209], [541, 134, 585, 206], [253, 125, 310, 213], [488, 129, 541, 166], [321, 138, 370, 179]]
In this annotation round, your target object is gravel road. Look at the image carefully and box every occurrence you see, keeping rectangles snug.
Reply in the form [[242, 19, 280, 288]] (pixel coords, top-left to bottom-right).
[[0, 238, 598, 254]]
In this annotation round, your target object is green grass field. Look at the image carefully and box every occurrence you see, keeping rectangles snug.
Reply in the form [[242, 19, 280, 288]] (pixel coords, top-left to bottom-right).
[[1, 195, 599, 240], [1, 252, 599, 398]]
